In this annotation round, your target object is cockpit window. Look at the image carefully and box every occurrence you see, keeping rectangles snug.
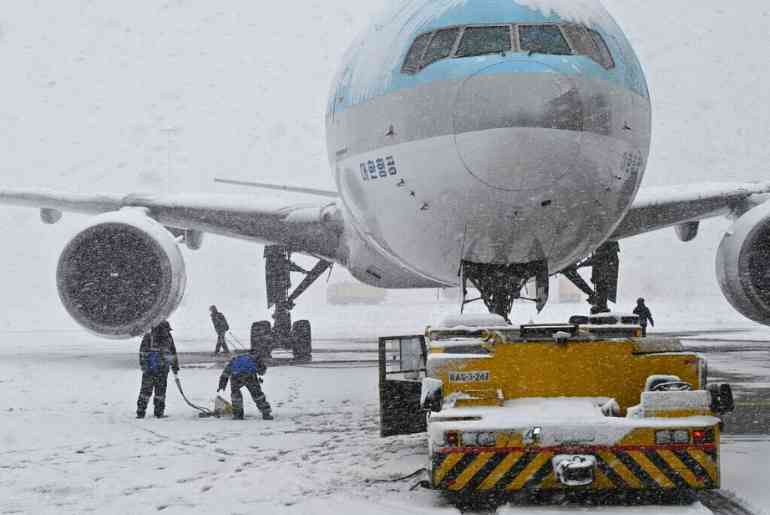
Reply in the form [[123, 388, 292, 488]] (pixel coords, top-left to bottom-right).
[[588, 29, 615, 70], [455, 26, 512, 58], [561, 25, 615, 70], [401, 23, 616, 75], [402, 32, 433, 74], [561, 25, 595, 57], [422, 28, 461, 68], [518, 25, 572, 56]]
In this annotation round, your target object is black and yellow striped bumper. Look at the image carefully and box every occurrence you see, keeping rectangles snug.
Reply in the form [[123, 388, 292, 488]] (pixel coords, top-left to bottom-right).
[[431, 446, 719, 493]]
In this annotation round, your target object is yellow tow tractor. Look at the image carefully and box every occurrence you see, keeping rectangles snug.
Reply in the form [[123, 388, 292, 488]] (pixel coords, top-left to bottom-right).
[[378, 314, 735, 500]]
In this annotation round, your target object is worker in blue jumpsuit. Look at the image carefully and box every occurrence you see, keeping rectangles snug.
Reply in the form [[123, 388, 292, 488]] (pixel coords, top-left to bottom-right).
[[218, 348, 273, 420], [137, 321, 179, 418]]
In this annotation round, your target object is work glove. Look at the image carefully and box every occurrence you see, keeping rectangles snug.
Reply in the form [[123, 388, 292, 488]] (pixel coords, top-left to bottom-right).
[[217, 387, 224, 393]]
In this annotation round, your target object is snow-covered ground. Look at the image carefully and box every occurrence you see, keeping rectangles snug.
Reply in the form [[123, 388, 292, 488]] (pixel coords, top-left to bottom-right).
[[0, 329, 767, 515], [0, 335, 430, 514], [721, 436, 770, 514]]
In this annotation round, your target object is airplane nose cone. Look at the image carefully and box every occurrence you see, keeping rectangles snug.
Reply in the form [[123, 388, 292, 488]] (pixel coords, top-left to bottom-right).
[[453, 60, 583, 192]]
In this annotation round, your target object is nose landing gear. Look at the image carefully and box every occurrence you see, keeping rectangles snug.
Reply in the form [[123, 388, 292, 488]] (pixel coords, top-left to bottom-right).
[[460, 259, 549, 322]]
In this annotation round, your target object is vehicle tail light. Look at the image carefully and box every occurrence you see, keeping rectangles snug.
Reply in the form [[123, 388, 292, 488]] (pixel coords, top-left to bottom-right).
[[692, 428, 715, 444]]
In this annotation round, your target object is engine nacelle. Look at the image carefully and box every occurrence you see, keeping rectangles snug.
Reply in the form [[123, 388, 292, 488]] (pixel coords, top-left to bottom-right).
[[716, 202, 770, 325], [57, 210, 187, 339]]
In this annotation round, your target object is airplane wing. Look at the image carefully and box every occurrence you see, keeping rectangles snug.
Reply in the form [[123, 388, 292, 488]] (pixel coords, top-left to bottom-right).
[[214, 178, 339, 198], [0, 187, 344, 260], [611, 182, 770, 240]]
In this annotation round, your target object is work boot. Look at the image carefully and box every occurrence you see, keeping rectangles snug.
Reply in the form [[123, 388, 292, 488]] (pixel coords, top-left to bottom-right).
[[154, 399, 166, 418], [233, 412, 244, 420], [136, 411, 145, 419], [262, 412, 274, 421]]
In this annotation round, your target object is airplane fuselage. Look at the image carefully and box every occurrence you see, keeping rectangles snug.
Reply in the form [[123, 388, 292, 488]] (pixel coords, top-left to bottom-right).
[[325, 0, 651, 289]]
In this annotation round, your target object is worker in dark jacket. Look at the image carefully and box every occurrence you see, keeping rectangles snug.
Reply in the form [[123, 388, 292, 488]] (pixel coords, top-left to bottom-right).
[[633, 298, 655, 337], [137, 321, 179, 418], [210, 305, 230, 355], [217, 348, 273, 420]]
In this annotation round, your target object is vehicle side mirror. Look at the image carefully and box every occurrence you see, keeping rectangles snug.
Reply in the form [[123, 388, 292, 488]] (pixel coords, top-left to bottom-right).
[[709, 383, 735, 414], [421, 378, 443, 413]]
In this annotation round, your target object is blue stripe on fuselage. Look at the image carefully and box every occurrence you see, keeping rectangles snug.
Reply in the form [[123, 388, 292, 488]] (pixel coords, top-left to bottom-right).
[[328, 0, 648, 117]]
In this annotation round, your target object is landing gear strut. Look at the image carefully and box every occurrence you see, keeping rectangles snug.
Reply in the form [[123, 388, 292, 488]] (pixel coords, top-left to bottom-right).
[[252, 245, 331, 361], [460, 260, 549, 322], [562, 241, 620, 313]]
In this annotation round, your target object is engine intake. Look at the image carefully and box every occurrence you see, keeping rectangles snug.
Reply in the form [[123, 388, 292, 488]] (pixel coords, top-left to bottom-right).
[[716, 202, 770, 325], [57, 210, 186, 339]]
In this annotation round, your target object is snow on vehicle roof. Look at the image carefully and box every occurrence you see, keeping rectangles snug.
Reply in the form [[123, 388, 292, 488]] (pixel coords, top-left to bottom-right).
[[634, 340, 686, 353], [590, 312, 637, 318], [641, 390, 711, 411], [427, 336, 491, 348], [433, 313, 510, 331]]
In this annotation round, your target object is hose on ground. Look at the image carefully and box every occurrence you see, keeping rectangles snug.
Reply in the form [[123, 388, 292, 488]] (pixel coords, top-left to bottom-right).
[[365, 468, 427, 484], [173, 373, 217, 418]]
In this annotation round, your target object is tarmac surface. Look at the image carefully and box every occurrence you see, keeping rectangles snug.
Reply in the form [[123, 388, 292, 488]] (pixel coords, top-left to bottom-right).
[[679, 339, 770, 436]]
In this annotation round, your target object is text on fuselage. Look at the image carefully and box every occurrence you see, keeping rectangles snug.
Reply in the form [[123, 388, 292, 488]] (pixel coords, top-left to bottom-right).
[[360, 156, 398, 181]]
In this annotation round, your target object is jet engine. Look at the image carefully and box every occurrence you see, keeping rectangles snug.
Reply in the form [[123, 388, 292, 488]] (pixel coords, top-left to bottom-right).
[[56, 210, 187, 339], [716, 202, 770, 325]]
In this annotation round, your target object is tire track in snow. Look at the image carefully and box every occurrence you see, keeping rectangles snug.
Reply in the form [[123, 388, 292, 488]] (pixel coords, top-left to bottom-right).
[[699, 491, 759, 515]]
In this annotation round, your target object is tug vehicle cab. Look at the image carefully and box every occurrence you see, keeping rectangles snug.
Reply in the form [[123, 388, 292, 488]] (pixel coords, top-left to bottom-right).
[[379, 315, 734, 498]]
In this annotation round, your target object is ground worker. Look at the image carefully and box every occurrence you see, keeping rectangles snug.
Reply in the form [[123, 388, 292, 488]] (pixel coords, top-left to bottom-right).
[[633, 298, 655, 337], [217, 347, 273, 420], [209, 305, 230, 355], [137, 321, 179, 418]]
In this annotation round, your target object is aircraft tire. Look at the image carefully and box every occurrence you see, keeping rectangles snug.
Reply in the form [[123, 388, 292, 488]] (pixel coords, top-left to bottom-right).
[[292, 320, 312, 362], [251, 320, 273, 358]]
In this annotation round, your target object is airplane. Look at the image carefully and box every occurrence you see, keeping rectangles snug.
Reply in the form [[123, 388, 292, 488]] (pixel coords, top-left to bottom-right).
[[2, 0, 770, 360]]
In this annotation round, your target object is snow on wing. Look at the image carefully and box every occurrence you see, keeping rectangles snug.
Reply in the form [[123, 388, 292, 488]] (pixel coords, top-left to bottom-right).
[[611, 181, 770, 240], [0, 187, 344, 260]]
